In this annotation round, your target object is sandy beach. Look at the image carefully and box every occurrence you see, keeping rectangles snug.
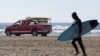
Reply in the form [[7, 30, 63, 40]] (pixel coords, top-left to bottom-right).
[[0, 36, 99, 56]]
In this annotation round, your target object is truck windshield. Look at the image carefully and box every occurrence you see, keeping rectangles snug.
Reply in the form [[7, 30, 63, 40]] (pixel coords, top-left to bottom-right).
[[14, 21, 21, 25]]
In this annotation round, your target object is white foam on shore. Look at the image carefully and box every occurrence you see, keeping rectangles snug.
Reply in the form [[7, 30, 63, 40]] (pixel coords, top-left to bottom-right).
[[0, 26, 100, 36], [0, 29, 5, 31]]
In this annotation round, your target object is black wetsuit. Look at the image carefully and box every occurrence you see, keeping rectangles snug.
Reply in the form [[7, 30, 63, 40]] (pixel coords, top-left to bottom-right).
[[72, 14, 86, 54], [72, 20, 85, 53]]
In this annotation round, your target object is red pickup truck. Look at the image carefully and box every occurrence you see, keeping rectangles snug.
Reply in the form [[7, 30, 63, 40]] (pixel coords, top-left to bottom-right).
[[5, 17, 52, 36]]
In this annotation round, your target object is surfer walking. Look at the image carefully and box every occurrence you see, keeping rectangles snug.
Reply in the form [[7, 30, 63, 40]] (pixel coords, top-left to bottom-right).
[[71, 12, 87, 56]]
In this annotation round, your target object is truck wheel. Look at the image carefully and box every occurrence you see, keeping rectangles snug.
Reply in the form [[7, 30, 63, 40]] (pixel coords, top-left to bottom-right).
[[41, 33, 47, 36], [32, 31, 38, 36], [5, 30, 11, 36], [15, 34, 21, 36]]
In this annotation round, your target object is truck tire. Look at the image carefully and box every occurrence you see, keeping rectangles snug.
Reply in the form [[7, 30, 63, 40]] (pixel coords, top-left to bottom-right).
[[32, 30, 38, 36], [5, 30, 11, 36], [15, 34, 21, 36], [41, 33, 47, 36]]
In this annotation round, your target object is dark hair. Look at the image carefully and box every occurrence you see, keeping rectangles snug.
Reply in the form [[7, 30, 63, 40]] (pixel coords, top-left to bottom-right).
[[72, 12, 79, 20]]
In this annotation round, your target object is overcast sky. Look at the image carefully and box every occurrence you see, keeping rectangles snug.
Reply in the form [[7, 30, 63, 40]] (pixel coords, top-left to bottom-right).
[[0, 0, 100, 23]]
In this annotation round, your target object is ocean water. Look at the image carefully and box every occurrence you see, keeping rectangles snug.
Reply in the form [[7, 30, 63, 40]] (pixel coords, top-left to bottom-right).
[[50, 23, 100, 36], [0, 23, 100, 36]]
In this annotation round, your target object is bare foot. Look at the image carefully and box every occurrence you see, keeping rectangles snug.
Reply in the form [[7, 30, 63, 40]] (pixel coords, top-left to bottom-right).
[[74, 52, 80, 56], [83, 53, 87, 56]]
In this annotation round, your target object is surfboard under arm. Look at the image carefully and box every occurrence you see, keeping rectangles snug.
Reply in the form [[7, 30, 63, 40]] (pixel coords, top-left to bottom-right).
[[58, 20, 99, 41]]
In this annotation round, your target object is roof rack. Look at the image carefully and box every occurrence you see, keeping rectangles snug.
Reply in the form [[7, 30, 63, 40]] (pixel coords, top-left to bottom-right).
[[26, 17, 50, 21]]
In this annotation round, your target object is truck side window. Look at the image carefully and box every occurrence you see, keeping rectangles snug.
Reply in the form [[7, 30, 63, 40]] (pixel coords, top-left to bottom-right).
[[22, 21, 25, 25], [14, 21, 21, 26], [30, 21, 36, 25]]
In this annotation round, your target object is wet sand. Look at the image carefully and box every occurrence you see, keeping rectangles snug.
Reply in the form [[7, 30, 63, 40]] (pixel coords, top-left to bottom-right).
[[0, 36, 100, 56]]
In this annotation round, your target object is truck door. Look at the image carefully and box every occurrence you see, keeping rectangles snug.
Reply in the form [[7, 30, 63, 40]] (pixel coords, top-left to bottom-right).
[[19, 21, 29, 33], [12, 21, 21, 33]]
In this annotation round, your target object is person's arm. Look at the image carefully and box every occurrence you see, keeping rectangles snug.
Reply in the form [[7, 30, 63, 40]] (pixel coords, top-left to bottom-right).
[[78, 21, 82, 36], [72, 21, 75, 26]]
